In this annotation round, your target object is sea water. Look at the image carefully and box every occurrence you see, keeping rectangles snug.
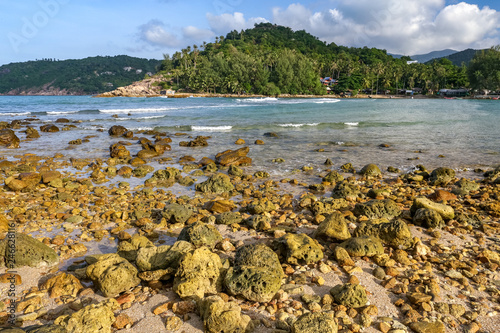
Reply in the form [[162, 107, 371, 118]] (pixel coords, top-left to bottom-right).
[[0, 96, 499, 178]]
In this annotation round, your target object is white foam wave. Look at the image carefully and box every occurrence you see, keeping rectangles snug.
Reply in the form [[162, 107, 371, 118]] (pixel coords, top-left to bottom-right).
[[191, 125, 232, 131], [344, 122, 359, 126], [237, 97, 278, 103], [47, 111, 79, 115], [278, 123, 319, 128], [136, 115, 165, 120], [314, 99, 341, 104], [0, 112, 30, 116], [99, 107, 176, 113]]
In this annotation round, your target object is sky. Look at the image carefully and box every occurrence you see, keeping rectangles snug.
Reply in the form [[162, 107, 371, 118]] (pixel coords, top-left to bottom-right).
[[1, 0, 500, 65]]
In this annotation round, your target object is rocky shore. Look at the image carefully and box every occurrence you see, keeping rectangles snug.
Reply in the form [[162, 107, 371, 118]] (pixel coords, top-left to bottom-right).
[[1, 121, 500, 333]]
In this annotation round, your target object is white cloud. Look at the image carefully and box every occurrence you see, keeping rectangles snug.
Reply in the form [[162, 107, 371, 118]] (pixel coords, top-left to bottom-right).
[[137, 20, 182, 48], [182, 26, 215, 41], [207, 12, 267, 34], [271, 1, 500, 55]]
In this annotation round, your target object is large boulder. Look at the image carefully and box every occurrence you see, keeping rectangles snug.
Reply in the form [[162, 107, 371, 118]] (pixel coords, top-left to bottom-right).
[[353, 199, 401, 220], [178, 221, 222, 249], [292, 311, 338, 333], [195, 173, 235, 194], [313, 212, 351, 241], [0, 233, 58, 268], [161, 203, 194, 225], [86, 253, 140, 297], [322, 170, 344, 183], [338, 236, 384, 257], [0, 129, 20, 148], [429, 167, 456, 186], [108, 125, 128, 136], [246, 198, 277, 214], [331, 181, 360, 201], [109, 143, 130, 159], [452, 178, 480, 196], [225, 243, 283, 302], [359, 164, 382, 177], [199, 296, 251, 333], [40, 272, 83, 298], [40, 124, 59, 132], [144, 167, 181, 187], [117, 234, 155, 262], [413, 208, 445, 229], [274, 233, 323, 265], [216, 147, 252, 166], [411, 197, 455, 220], [55, 299, 119, 333], [216, 212, 243, 225], [173, 247, 223, 299], [330, 283, 368, 308], [135, 241, 194, 271], [353, 220, 413, 249]]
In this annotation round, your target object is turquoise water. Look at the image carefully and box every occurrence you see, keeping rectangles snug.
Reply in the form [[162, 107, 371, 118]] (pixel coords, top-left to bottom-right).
[[0, 96, 499, 175]]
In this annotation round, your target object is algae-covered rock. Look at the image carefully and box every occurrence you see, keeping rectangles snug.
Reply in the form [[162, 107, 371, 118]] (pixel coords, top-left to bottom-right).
[[216, 212, 243, 225], [144, 167, 181, 187], [224, 243, 283, 302], [331, 181, 360, 201], [246, 199, 277, 214], [330, 283, 368, 308], [338, 236, 384, 257], [216, 147, 252, 166], [55, 299, 119, 333], [322, 170, 344, 183], [430, 167, 455, 186], [353, 220, 413, 249], [178, 221, 223, 249], [313, 212, 351, 241], [0, 233, 58, 268], [245, 214, 272, 231], [292, 311, 338, 333], [353, 199, 401, 220], [0, 129, 20, 148], [228, 164, 244, 177], [108, 125, 128, 136], [136, 240, 193, 272], [195, 173, 235, 194], [359, 164, 382, 177], [452, 178, 480, 196], [274, 233, 323, 265], [409, 321, 446, 333], [310, 198, 349, 215], [413, 208, 445, 229], [86, 253, 140, 297], [411, 197, 455, 220], [40, 272, 83, 298], [162, 203, 194, 225], [199, 295, 251, 333], [173, 247, 223, 300], [117, 234, 155, 262]]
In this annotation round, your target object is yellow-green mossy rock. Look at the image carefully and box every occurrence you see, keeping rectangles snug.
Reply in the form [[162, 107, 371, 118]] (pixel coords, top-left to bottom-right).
[[274, 233, 324, 265], [199, 295, 251, 333], [313, 211, 351, 241], [330, 283, 368, 308], [40, 272, 83, 298], [55, 299, 119, 333], [173, 246, 223, 300], [116, 234, 155, 262], [338, 236, 384, 257], [224, 243, 283, 302], [292, 311, 338, 333], [0, 233, 58, 268], [359, 163, 382, 177], [195, 172, 235, 193], [353, 219, 413, 249], [411, 197, 455, 220], [135, 240, 194, 272], [177, 221, 223, 249], [353, 199, 401, 220], [86, 253, 140, 297]]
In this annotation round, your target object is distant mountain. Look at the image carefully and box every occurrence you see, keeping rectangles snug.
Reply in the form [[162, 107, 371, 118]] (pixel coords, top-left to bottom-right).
[[390, 49, 458, 63], [430, 48, 483, 66], [0, 55, 162, 95]]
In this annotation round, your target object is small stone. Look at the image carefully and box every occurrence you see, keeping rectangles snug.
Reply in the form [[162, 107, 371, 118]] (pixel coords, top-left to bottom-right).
[[153, 302, 171, 315], [113, 313, 133, 329], [409, 321, 446, 333], [165, 315, 183, 331]]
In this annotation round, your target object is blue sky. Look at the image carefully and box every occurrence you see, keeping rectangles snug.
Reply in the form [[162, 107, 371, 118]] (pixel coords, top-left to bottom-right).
[[1, 0, 499, 65]]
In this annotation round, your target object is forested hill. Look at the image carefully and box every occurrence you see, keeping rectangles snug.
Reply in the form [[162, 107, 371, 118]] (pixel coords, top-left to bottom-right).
[[0, 55, 162, 95]]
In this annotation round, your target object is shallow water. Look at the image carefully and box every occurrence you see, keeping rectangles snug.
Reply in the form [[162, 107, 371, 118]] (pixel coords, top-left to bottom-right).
[[1, 96, 499, 176]]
